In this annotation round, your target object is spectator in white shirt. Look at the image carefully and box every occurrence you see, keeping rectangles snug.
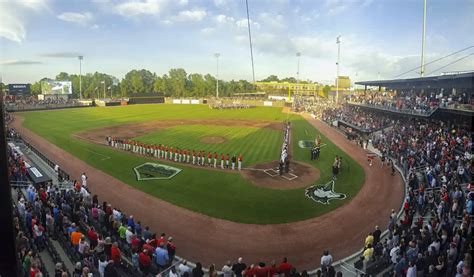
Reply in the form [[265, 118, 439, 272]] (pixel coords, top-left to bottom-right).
[[178, 260, 191, 277], [222, 261, 233, 277], [320, 250, 333, 268]]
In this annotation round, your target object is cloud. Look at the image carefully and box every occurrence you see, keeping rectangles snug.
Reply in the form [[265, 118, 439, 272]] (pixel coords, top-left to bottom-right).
[[236, 19, 260, 29], [258, 12, 285, 31], [0, 0, 50, 43], [172, 10, 207, 22], [200, 27, 216, 35], [215, 14, 235, 24], [213, 0, 229, 6], [40, 52, 83, 58], [57, 12, 94, 27], [114, 0, 165, 17], [0, 60, 43, 65]]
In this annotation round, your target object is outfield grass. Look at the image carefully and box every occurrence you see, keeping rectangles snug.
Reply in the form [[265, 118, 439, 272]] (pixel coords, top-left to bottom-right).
[[19, 105, 364, 224]]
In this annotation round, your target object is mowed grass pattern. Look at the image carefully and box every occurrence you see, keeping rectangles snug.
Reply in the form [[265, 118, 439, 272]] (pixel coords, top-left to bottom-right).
[[19, 105, 364, 224], [136, 125, 282, 166]]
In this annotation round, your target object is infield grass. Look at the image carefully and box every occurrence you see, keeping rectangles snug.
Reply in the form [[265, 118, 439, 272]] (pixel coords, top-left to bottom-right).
[[135, 125, 282, 166], [19, 104, 364, 224]]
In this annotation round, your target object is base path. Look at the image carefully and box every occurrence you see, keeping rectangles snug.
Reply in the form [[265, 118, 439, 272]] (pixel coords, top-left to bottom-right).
[[11, 114, 404, 270]]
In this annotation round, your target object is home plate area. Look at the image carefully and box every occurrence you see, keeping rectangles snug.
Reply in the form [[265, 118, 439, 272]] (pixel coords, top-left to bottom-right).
[[240, 161, 320, 190], [263, 168, 298, 181]]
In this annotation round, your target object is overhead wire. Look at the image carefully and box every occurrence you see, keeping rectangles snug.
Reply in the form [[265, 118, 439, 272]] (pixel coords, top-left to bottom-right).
[[426, 52, 474, 76], [392, 45, 474, 78]]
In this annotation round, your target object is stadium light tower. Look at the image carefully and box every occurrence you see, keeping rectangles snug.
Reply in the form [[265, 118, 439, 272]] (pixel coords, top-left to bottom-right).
[[420, 0, 427, 76], [214, 53, 220, 98], [296, 52, 301, 96], [336, 35, 341, 103], [78, 56, 83, 99], [101, 81, 105, 99]]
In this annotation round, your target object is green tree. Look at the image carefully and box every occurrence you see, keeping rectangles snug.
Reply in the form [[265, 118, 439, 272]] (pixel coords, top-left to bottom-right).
[[260, 75, 279, 82], [168, 68, 188, 97], [30, 81, 42, 94], [321, 85, 331, 98], [120, 69, 156, 96]]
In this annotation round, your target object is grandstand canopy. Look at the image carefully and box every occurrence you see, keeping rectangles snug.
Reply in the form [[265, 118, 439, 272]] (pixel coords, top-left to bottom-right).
[[356, 72, 474, 90]]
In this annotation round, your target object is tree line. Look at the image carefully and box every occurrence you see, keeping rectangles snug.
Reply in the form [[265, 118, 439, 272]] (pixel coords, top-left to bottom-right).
[[26, 69, 255, 99], [3, 69, 329, 98]]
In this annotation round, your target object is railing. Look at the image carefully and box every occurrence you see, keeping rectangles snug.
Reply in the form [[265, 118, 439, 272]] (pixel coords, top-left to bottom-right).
[[348, 101, 438, 117], [22, 140, 70, 181]]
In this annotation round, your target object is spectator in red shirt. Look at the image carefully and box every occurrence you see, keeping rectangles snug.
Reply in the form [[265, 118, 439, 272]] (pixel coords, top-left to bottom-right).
[[138, 249, 151, 275], [156, 233, 166, 246], [110, 242, 121, 264], [243, 264, 255, 277], [87, 227, 98, 249], [279, 257, 293, 276], [254, 262, 269, 277]]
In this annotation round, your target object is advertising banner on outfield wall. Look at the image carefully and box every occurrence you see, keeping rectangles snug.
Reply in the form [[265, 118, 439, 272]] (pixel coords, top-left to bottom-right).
[[8, 84, 31, 96], [263, 101, 273, 106], [172, 99, 181, 104]]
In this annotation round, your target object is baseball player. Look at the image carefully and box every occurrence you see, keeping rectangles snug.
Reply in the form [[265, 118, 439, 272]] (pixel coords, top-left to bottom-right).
[[220, 153, 225, 169], [192, 150, 196, 165], [213, 152, 218, 168], [207, 152, 212, 166], [238, 154, 242, 171], [231, 155, 236, 170], [225, 154, 230, 169], [164, 146, 168, 160], [197, 151, 201, 165], [186, 149, 190, 163]]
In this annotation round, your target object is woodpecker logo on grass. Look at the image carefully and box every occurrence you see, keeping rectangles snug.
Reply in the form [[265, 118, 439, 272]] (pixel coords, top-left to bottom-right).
[[305, 180, 346, 204]]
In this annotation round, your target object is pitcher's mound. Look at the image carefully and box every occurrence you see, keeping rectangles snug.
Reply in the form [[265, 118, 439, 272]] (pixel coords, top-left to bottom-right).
[[241, 161, 320, 190], [201, 136, 227, 144]]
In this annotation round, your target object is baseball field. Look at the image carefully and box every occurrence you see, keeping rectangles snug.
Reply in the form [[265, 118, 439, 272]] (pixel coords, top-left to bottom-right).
[[18, 104, 365, 224]]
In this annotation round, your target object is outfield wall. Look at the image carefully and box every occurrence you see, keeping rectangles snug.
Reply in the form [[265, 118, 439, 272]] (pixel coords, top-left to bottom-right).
[[165, 97, 286, 107]]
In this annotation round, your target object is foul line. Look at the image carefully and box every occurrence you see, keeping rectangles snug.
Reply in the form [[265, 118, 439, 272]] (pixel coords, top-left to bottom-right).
[[84, 148, 111, 161]]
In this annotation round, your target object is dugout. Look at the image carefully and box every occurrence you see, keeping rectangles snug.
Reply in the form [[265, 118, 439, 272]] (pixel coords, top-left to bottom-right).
[[128, 93, 165, 104]]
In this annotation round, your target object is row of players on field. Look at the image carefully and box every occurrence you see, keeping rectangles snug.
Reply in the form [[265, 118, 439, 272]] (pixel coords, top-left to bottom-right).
[[106, 137, 244, 170]]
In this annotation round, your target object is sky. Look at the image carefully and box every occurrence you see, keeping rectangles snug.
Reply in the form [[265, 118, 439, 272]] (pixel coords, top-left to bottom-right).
[[1, 0, 473, 84]]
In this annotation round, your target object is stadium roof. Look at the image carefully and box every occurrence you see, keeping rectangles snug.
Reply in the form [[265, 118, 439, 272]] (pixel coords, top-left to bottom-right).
[[355, 72, 474, 89]]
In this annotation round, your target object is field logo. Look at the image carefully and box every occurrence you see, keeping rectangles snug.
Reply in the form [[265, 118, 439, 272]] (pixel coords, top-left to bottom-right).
[[305, 180, 346, 204], [134, 162, 182, 181], [298, 140, 315, 149]]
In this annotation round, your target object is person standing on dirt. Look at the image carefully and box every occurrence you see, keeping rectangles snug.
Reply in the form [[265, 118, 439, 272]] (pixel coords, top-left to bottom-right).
[[231, 155, 237, 170], [213, 152, 218, 168], [279, 160, 284, 176], [225, 154, 230, 169], [221, 153, 225, 169], [192, 150, 196, 165], [207, 152, 212, 166]]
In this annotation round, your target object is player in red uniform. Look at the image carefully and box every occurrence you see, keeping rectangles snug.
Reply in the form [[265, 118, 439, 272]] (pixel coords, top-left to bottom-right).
[[238, 154, 243, 170]]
